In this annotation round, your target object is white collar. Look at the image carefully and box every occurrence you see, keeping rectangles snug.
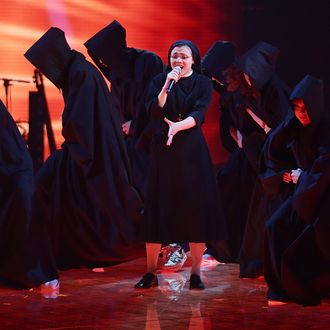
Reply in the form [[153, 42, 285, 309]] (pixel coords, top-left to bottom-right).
[[181, 69, 193, 78]]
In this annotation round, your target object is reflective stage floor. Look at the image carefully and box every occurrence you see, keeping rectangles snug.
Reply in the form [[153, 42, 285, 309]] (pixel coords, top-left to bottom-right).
[[0, 256, 329, 329]]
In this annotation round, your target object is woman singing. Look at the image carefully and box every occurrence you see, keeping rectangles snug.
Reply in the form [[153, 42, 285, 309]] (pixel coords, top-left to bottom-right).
[[135, 40, 222, 290]]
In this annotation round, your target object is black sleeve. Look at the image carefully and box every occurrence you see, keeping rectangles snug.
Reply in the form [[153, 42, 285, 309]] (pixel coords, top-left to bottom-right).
[[188, 75, 213, 127]]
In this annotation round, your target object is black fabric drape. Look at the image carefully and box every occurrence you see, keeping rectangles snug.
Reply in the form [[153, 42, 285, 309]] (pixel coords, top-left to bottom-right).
[[0, 100, 58, 288], [264, 75, 330, 305], [25, 28, 144, 269], [85, 21, 165, 199]]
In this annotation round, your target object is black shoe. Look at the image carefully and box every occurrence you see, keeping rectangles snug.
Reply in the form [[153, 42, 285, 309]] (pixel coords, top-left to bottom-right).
[[189, 274, 205, 290], [134, 273, 158, 289]]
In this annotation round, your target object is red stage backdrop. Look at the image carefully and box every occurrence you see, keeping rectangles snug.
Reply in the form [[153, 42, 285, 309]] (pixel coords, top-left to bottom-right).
[[1, 0, 241, 164]]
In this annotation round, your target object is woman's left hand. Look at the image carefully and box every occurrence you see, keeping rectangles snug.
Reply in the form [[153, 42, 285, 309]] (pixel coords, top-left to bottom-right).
[[164, 117, 179, 146]]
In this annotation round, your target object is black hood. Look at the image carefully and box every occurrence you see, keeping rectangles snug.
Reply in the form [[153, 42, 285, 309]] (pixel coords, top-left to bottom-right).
[[201, 40, 236, 83], [290, 74, 324, 126], [24, 27, 73, 89], [84, 20, 134, 81], [235, 41, 279, 90]]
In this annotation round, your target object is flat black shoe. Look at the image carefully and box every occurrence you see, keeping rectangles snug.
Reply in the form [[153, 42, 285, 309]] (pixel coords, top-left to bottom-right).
[[134, 273, 158, 289], [189, 274, 205, 290]]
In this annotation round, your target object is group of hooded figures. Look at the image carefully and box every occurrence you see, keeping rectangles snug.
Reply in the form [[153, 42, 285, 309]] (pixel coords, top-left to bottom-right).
[[0, 20, 329, 305], [202, 40, 330, 305]]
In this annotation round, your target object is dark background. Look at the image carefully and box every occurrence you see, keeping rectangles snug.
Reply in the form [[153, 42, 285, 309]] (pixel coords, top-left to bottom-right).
[[236, 0, 329, 107]]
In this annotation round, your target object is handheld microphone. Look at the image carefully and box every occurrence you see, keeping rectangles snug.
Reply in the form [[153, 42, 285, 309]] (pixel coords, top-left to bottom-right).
[[166, 66, 182, 94]]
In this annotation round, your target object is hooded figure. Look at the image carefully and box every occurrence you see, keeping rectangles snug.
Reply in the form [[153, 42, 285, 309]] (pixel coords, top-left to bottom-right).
[[228, 42, 292, 278], [24, 27, 144, 268], [259, 76, 325, 200], [202, 40, 236, 86], [201, 40, 237, 149], [199, 41, 256, 263], [84, 20, 132, 82], [0, 100, 58, 288], [234, 41, 290, 130], [84, 20, 164, 198], [263, 75, 330, 305], [236, 41, 279, 90]]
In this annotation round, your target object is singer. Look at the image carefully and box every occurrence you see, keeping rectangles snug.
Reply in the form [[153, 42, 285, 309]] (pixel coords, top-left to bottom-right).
[[135, 40, 223, 290]]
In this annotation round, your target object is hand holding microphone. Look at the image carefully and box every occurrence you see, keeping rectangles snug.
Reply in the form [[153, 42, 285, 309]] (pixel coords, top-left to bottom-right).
[[166, 66, 182, 93]]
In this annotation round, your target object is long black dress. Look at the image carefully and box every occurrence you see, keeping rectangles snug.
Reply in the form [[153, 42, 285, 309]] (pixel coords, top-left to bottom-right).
[[0, 100, 58, 288], [144, 72, 222, 243], [24, 27, 143, 268]]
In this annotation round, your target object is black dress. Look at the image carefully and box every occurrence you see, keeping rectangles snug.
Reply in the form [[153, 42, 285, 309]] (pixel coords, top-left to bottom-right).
[[144, 72, 223, 243]]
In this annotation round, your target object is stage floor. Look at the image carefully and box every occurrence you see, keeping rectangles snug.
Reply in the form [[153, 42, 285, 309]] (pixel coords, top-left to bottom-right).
[[0, 256, 329, 329]]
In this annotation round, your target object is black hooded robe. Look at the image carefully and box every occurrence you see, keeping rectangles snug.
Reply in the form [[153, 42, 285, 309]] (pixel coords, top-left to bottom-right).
[[25, 27, 144, 268], [264, 75, 330, 305], [212, 92, 258, 262], [233, 42, 291, 277], [0, 100, 58, 288], [84, 20, 164, 199], [201, 41, 254, 262], [238, 79, 291, 277]]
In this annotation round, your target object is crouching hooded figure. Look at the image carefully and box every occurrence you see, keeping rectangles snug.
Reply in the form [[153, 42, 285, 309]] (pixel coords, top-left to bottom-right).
[[263, 75, 330, 305], [24, 27, 144, 269], [0, 100, 58, 289]]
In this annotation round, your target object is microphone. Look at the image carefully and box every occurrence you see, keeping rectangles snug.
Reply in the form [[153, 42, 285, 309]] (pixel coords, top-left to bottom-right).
[[166, 66, 182, 94]]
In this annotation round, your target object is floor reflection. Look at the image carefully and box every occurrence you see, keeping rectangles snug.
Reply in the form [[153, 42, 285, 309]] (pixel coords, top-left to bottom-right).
[[158, 272, 187, 300], [143, 289, 212, 330], [0, 258, 329, 329]]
